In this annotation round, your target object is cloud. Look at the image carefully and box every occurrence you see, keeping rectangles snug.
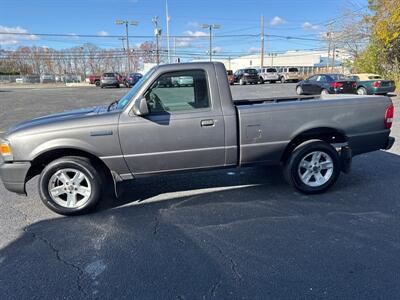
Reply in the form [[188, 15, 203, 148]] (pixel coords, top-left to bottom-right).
[[187, 21, 200, 28], [270, 16, 286, 26], [249, 47, 261, 54], [302, 22, 319, 30], [97, 30, 109, 36], [68, 33, 80, 40], [212, 46, 222, 53], [184, 30, 208, 37], [0, 25, 38, 45]]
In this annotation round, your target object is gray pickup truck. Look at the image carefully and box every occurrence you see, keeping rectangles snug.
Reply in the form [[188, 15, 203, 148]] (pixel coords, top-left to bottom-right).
[[0, 62, 395, 215]]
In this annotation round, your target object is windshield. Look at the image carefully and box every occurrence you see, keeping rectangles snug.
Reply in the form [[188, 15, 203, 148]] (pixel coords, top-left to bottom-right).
[[244, 69, 257, 74], [116, 67, 156, 110]]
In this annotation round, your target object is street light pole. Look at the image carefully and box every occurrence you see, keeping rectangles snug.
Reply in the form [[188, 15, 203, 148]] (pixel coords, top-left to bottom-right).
[[201, 24, 220, 62], [115, 20, 139, 73], [152, 16, 162, 65]]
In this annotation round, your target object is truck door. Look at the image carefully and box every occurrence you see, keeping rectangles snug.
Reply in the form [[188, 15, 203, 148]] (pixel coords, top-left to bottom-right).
[[118, 68, 226, 175]]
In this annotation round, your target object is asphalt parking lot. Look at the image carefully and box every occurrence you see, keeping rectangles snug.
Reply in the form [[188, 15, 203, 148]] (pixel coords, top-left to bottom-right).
[[0, 83, 400, 299]]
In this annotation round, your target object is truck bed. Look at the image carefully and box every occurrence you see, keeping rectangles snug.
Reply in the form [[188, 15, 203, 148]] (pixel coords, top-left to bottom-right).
[[234, 94, 392, 165], [233, 95, 318, 106]]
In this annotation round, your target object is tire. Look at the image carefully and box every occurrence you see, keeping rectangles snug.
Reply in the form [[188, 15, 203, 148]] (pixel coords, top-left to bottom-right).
[[239, 79, 245, 85], [38, 156, 103, 215], [321, 89, 329, 95], [296, 85, 304, 95], [95, 81, 100, 87], [259, 77, 264, 84], [357, 87, 367, 95], [283, 140, 341, 194], [281, 77, 286, 83]]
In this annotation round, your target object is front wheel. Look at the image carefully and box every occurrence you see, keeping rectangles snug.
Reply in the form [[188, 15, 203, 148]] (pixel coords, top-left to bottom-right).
[[259, 77, 264, 84], [38, 156, 103, 215], [284, 140, 341, 194]]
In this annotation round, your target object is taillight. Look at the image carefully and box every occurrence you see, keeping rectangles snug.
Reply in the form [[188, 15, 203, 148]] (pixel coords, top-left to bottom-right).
[[373, 81, 381, 88], [384, 104, 394, 129], [330, 82, 343, 88]]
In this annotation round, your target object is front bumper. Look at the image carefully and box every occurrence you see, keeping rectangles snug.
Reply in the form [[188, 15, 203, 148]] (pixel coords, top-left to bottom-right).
[[0, 161, 31, 195]]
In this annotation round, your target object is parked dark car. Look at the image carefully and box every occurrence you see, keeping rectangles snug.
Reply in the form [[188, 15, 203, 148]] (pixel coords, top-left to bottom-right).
[[296, 74, 357, 95], [233, 68, 259, 85], [126, 73, 143, 87], [349, 73, 396, 95]]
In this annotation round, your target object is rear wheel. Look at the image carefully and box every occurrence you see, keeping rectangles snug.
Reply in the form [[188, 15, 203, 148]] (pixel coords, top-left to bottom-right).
[[284, 140, 340, 194], [296, 86, 304, 95], [321, 89, 329, 95], [357, 87, 367, 95], [95, 80, 100, 87], [38, 156, 103, 215], [259, 77, 264, 84]]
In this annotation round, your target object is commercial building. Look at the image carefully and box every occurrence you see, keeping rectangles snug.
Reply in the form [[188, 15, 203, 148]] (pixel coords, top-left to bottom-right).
[[217, 49, 351, 74]]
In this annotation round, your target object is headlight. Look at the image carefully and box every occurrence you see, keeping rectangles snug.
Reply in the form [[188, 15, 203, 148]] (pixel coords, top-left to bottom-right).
[[0, 140, 13, 161]]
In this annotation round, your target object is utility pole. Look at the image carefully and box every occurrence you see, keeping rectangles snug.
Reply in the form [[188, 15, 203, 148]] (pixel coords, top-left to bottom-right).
[[152, 16, 162, 65], [165, 0, 171, 63], [326, 22, 333, 72], [331, 45, 336, 72], [201, 24, 220, 62], [173, 37, 177, 62], [260, 15, 264, 68], [118, 37, 126, 73], [115, 20, 139, 73]]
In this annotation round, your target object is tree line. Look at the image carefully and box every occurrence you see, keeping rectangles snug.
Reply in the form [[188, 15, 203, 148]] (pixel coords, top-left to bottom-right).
[[0, 41, 157, 76]]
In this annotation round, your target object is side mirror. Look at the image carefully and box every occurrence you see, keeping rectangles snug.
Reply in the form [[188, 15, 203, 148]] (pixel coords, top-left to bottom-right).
[[132, 97, 149, 116]]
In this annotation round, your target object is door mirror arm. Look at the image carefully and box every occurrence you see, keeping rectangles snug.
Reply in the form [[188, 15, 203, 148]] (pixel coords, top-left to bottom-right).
[[132, 97, 149, 116]]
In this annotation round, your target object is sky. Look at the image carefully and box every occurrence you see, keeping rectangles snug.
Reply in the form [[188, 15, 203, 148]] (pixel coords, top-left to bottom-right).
[[0, 0, 368, 59]]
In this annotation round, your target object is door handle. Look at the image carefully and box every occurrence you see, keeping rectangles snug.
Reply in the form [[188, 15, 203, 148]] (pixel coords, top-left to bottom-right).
[[200, 119, 215, 127]]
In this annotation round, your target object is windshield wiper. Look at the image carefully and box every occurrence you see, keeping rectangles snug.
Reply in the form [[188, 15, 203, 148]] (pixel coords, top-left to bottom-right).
[[107, 99, 119, 111]]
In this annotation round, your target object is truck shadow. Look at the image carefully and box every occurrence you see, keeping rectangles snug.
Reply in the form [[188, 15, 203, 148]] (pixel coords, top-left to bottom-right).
[[1, 150, 400, 298]]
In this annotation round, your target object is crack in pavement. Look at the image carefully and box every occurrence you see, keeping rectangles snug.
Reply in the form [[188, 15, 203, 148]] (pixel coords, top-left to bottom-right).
[[23, 226, 89, 297], [208, 280, 222, 298], [10, 205, 89, 297], [153, 215, 160, 235], [213, 244, 242, 280]]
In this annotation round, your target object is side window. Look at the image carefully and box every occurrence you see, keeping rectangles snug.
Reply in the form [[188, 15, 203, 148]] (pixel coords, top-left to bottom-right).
[[144, 69, 210, 114], [308, 75, 317, 81]]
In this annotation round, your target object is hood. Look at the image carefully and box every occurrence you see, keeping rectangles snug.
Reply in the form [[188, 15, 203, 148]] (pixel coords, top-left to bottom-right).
[[7, 105, 108, 135]]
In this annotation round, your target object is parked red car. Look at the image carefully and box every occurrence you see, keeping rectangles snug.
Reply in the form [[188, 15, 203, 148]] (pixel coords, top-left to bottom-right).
[[87, 75, 101, 86]]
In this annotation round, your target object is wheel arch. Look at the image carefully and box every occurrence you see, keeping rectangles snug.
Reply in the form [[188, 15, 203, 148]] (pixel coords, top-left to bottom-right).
[[26, 147, 112, 184], [280, 127, 348, 163]]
